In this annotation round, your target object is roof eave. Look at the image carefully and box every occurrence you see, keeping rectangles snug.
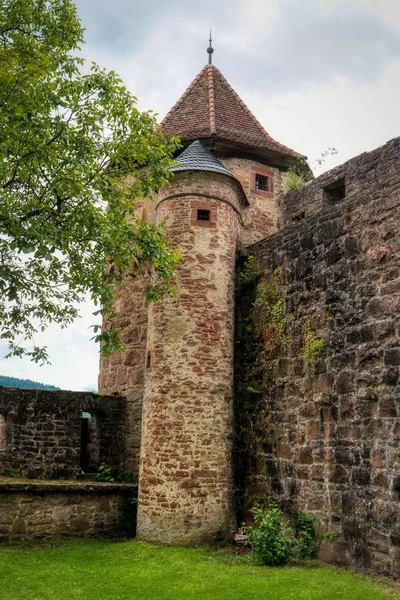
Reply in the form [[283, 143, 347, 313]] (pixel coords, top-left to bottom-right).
[[173, 136, 304, 169], [169, 167, 249, 208]]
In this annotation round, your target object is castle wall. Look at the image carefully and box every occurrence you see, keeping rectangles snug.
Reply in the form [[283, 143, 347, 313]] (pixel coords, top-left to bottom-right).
[[98, 275, 149, 475], [220, 157, 287, 246], [0, 387, 125, 478], [98, 194, 156, 475], [0, 479, 134, 540], [136, 171, 241, 544], [235, 137, 400, 578]]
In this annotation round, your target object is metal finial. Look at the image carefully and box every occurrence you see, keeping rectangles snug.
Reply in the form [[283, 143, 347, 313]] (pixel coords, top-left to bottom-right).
[[207, 30, 214, 65]]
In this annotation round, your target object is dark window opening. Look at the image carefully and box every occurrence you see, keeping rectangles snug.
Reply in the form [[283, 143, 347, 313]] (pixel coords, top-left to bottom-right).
[[80, 412, 100, 472], [392, 474, 400, 501], [197, 209, 210, 221], [292, 211, 305, 222], [323, 178, 346, 203], [146, 350, 152, 369], [255, 174, 270, 191], [0, 414, 6, 453]]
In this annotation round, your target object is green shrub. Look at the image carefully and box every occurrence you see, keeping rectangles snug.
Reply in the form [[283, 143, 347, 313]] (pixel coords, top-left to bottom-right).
[[5, 468, 20, 478], [244, 503, 294, 566], [244, 505, 320, 565], [285, 153, 313, 193], [95, 463, 115, 482], [95, 463, 138, 485], [285, 169, 308, 192], [292, 511, 320, 559]]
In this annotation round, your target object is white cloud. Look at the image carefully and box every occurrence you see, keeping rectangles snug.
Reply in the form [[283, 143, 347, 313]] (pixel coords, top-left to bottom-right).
[[241, 58, 400, 173]]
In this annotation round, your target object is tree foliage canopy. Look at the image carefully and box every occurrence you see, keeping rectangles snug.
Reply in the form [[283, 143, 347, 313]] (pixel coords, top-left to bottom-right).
[[0, 374, 60, 390], [0, 0, 180, 363]]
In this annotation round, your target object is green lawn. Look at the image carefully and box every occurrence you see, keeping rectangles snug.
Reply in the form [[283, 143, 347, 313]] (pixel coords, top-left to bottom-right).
[[0, 540, 398, 600]]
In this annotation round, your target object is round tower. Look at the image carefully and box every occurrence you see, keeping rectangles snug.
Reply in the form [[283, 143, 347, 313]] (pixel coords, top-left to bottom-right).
[[136, 141, 246, 544], [98, 50, 303, 542]]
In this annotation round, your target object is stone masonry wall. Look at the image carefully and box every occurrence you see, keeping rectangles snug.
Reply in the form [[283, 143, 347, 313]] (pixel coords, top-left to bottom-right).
[[98, 193, 156, 476], [236, 137, 400, 578], [0, 387, 125, 478], [98, 275, 149, 475], [220, 157, 287, 247], [137, 171, 241, 545], [0, 479, 134, 540]]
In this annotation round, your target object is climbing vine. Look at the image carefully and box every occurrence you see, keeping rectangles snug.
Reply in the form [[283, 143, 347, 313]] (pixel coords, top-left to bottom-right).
[[235, 255, 328, 525], [234, 256, 287, 519], [253, 272, 286, 353]]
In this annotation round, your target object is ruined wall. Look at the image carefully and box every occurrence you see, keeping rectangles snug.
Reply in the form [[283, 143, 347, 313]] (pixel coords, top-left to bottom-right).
[[236, 137, 400, 578], [220, 157, 287, 247], [0, 479, 134, 540], [98, 196, 156, 476], [98, 276, 149, 475], [137, 170, 241, 545], [0, 387, 125, 478]]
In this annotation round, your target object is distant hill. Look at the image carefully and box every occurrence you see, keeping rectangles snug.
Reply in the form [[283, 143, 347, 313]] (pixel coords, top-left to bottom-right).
[[0, 375, 60, 390]]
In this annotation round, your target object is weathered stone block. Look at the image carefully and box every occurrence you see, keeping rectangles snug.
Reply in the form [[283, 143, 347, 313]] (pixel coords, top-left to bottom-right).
[[0, 479, 135, 541], [234, 138, 400, 580]]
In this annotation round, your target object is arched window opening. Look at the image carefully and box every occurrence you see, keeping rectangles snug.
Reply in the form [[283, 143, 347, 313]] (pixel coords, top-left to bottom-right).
[[80, 411, 100, 472]]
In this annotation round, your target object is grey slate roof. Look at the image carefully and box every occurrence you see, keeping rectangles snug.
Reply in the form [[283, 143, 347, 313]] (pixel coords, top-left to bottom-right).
[[170, 140, 235, 178]]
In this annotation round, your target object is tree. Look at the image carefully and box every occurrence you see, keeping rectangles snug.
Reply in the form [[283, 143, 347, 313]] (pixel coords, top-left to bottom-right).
[[0, 0, 180, 363]]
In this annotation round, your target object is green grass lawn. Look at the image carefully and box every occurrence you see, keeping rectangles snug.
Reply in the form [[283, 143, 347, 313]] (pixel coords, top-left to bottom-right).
[[0, 540, 398, 600]]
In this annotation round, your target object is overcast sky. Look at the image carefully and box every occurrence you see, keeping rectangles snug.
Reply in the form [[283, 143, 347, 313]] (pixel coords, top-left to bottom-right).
[[1, 0, 399, 391]]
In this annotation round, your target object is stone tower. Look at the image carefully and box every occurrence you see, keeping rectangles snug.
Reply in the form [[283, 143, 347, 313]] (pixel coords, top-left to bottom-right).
[[99, 54, 301, 544]]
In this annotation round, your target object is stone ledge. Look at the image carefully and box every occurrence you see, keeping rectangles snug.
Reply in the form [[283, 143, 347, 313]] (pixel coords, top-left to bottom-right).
[[0, 477, 135, 494]]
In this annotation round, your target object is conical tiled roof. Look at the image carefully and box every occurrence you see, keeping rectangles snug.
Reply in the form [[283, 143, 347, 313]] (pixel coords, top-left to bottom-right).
[[171, 140, 234, 178], [161, 65, 298, 160]]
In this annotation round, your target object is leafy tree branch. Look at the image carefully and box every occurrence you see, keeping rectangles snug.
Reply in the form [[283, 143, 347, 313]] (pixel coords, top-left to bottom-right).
[[0, 0, 181, 362]]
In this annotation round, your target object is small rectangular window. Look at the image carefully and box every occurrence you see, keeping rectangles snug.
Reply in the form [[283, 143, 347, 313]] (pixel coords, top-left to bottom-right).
[[251, 167, 274, 195], [255, 174, 270, 191], [323, 178, 346, 203], [146, 350, 152, 369], [292, 211, 305, 223], [81, 412, 100, 472], [197, 209, 210, 221]]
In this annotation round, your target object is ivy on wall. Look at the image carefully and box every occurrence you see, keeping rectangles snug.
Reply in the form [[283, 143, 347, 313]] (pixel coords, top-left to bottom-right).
[[234, 256, 287, 518], [234, 255, 327, 520], [301, 320, 325, 374]]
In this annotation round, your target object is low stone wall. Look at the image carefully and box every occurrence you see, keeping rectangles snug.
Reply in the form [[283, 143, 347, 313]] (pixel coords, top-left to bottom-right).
[[0, 478, 135, 540], [235, 137, 400, 579], [0, 387, 126, 478]]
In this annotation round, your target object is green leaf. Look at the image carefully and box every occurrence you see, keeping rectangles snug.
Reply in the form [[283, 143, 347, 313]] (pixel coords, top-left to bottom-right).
[[0, 0, 181, 361]]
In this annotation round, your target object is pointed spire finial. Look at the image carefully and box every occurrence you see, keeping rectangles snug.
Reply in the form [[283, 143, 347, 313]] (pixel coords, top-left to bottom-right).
[[207, 30, 214, 65]]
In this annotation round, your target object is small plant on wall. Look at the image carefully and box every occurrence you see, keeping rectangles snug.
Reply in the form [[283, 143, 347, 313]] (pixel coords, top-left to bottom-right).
[[285, 149, 338, 193], [95, 463, 115, 482], [253, 268, 287, 354], [301, 320, 325, 374], [285, 154, 313, 193]]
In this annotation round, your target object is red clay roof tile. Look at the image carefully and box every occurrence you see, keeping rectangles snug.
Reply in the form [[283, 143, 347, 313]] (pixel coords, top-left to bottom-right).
[[161, 65, 298, 159]]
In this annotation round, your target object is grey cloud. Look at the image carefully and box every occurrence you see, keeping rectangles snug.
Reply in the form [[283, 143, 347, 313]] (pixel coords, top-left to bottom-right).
[[74, 0, 171, 54], [227, 1, 400, 93], [73, 0, 400, 116], [74, 0, 241, 55]]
